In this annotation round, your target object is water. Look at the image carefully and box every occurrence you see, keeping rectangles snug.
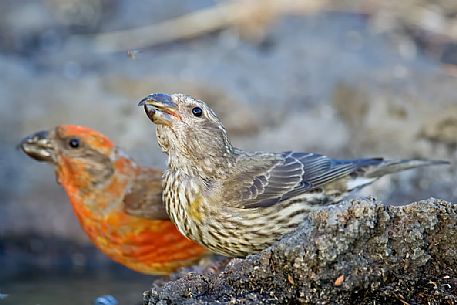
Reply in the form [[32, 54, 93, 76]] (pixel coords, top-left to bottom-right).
[[0, 272, 152, 305]]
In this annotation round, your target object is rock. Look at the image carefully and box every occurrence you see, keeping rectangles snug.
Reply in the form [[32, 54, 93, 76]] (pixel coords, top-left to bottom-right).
[[331, 78, 457, 203], [420, 105, 457, 147], [144, 198, 457, 305], [0, 0, 118, 55], [332, 77, 457, 157]]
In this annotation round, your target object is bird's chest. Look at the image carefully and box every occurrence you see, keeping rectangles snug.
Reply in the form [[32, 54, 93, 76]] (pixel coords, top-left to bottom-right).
[[163, 172, 208, 240]]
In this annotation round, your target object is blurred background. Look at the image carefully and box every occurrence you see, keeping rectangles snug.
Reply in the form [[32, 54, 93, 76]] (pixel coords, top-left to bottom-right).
[[0, 0, 456, 304]]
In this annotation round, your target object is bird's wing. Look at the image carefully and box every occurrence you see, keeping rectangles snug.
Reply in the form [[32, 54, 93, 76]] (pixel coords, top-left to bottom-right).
[[123, 168, 169, 220], [220, 152, 371, 208]]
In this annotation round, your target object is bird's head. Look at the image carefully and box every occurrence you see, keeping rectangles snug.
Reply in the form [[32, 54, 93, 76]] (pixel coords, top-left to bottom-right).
[[139, 93, 234, 175], [19, 125, 128, 190]]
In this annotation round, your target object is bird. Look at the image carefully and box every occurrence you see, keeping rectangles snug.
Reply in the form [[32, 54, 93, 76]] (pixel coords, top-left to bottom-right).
[[19, 124, 208, 274], [138, 93, 450, 257]]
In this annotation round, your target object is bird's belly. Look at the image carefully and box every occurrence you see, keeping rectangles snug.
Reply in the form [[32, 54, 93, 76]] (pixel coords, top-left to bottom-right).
[[78, 213, 206, 274], [164, 174, 312, 257], [173, 200, 310, 257]]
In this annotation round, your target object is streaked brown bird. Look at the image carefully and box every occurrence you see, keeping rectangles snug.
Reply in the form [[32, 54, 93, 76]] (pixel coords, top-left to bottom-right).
[[139, 93, 449, 257], [19, 125, 208, 274]]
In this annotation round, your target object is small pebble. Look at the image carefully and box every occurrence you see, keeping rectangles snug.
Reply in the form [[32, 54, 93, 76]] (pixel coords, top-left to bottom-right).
[[94, 295, 118, 305]]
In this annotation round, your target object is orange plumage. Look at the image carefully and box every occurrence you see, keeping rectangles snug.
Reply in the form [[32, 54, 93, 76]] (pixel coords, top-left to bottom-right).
[[20, 125, 208, 274]]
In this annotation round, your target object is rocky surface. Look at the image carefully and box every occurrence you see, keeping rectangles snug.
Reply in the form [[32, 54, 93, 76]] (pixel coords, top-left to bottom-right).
[[144, 198, 457, 305]]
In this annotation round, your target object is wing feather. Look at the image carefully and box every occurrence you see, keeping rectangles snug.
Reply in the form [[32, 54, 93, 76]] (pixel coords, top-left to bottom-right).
[[123, 168, 169, 220], [220, 152, 372, 209]]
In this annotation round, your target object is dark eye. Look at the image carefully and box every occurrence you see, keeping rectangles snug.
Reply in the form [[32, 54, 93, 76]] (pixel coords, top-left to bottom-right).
[[68, 138, 80, 149], [191, 107, 203, 117]]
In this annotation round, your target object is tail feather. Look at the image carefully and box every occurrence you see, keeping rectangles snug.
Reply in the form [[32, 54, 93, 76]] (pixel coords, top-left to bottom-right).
[[365, 159, 450, 178]]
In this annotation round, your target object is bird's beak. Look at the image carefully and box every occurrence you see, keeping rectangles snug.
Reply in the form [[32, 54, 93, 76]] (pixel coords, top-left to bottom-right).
[[138, 93, 180, 126], [19, 130, 56, 162]]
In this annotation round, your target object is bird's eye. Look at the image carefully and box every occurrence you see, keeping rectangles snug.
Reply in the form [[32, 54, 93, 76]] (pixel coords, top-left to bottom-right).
[[191, 107, 203, 117], [68, 138, 80, 149]]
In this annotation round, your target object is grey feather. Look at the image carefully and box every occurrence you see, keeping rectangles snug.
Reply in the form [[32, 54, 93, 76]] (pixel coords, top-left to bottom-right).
[[221, 153, 450, 209], [365, 160, 450, 178]]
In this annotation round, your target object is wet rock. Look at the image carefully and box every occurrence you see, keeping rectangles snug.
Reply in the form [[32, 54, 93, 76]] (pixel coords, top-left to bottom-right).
[[144, 198, 457, 305]]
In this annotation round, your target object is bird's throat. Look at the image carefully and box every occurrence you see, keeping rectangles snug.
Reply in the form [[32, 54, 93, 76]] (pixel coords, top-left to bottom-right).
[[57, 156, 136, 217]]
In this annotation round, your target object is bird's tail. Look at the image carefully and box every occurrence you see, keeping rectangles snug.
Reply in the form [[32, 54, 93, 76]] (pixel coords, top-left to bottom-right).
[[364, 159, 450, 178]]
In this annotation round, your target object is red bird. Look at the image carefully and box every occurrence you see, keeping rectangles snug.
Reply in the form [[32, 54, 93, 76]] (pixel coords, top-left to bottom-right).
[[20, 125, 208, 274]]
